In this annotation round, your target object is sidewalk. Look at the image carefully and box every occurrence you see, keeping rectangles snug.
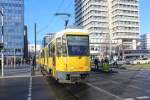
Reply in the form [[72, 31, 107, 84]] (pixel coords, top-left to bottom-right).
[[121, 64, 150, 70], [0, 64, 32, 78]]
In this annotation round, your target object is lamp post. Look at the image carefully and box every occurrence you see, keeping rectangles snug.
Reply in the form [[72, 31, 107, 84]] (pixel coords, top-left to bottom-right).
[[55, 13, 71, 29], [33, 23, 37, 71], [14, 48, 16, 69], [0, 7, 4, 77]]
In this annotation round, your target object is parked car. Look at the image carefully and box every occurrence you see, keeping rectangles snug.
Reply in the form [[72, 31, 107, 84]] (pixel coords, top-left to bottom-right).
[[117, 60, 126, 65], [130, 58, 150, 64]]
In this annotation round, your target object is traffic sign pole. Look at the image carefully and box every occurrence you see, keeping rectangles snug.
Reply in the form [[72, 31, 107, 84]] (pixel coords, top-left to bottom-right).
[[1, 51, 4, 77], [1, 8, 4, 77]]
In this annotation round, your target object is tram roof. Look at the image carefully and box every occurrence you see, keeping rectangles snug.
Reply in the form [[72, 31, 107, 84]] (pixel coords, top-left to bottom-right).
[[55, 28, 88, 38]]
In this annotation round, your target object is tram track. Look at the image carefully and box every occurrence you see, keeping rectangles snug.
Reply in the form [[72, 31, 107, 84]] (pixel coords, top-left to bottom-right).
[[41, 69, 80, 100]]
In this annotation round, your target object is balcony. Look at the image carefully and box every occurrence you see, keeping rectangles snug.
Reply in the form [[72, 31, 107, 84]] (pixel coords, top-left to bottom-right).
[[91, 2, 108, 6], [112, 12, 138, 17], [112, 1, 139, 6], [112, 24, 139, 28], [113, 35, 139, 39], [112, 17, 139, 22], [112, 6, 139, 12]]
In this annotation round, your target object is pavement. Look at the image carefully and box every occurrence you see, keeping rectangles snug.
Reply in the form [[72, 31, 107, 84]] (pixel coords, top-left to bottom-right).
[[0, 64, 31, 78], [0, 65, 150, 100], [0, 64, 57, 100]]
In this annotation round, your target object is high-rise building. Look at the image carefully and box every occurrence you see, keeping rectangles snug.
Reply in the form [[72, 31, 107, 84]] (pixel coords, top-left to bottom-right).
[[74, 0, 140, 58], [111, 0, 140, 50], [24, 25, 28, 59], [28, 44, 42, 58], [42, 33, 54, 47], [0, 0, 24, 58], [140, 34, 150, 50]]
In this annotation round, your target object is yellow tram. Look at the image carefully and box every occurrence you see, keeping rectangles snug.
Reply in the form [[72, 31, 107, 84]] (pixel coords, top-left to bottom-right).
[[37, 28, 90, 83]]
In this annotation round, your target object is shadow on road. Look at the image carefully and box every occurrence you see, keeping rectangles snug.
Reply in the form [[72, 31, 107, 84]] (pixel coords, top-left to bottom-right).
[[45, 76, 90, 100]]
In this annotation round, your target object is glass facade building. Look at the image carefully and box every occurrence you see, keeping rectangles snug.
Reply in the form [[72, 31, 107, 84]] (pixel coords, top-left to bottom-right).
[[0, 0, 24, 57]]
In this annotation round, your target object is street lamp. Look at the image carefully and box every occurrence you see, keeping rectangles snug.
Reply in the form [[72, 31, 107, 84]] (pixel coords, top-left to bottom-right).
[[55, 13, 71, 29], [0, 8, 4, 43], [0, 7, 4, 77]]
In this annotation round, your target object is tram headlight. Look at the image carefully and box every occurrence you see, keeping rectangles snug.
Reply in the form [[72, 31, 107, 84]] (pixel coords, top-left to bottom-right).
[[70, 66, 74, 70]]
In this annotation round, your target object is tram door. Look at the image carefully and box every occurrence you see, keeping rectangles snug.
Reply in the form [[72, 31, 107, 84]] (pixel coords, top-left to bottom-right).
[[52, 45, 56, 66], [52, 45, 56, 76]]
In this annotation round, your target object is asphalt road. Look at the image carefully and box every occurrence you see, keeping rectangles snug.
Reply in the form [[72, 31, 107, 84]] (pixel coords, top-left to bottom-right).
[[0, 69, 150, 100], [0, 75, 57, 100], [45, 69, 150, 100], [0, 77, 29, 100]]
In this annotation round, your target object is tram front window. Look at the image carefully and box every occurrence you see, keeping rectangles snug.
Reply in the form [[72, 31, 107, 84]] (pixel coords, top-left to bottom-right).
[[67, 35, 89, 56]]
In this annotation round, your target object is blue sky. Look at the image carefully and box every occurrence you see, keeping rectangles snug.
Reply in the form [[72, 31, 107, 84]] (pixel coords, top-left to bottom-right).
[[25, 0, 150, 44], [25, 0, 74, 44]]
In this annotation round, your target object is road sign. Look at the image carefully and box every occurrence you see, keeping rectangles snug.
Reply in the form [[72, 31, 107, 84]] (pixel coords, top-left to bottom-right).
[[0, 43, 4, 51]]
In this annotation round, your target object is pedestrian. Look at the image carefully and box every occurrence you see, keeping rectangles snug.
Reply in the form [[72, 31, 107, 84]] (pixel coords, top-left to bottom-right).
[[32, 58, 35, 71], [113, 56, 118, 68], [94, 57, 99, 70], [101, 57, 110, 72]]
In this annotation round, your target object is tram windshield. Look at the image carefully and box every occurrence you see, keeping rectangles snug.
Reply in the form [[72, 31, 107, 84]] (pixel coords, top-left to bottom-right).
[[67, 35, 89, 56]]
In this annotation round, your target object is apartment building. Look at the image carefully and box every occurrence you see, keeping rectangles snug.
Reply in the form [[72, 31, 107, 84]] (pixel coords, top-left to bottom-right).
[[74, 0, 140, 58]]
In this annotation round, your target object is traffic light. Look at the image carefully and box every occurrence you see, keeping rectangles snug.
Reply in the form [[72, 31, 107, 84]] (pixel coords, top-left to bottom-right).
[[0, 43, 4, 51]]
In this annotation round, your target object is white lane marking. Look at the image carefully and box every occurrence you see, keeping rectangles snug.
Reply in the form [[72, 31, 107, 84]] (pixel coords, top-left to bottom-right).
[[93, 72, 150, 85], [109, 80, 150, 93], [27, 75, 32, 100], [111, 80, 150, 93], [124, 98, 135, 100], [89, 77, 150, 100], [136, 96, 150, 99], [86, 83, 124, 100], [93, 76, 150, 93], [115, 81, 150, 93], [32, 75, 43, 77], [0, 75, 31, 79]]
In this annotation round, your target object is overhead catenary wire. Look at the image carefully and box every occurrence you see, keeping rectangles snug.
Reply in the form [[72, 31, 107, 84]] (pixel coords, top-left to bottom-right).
[[63, 0, 73, 12], [37, 0, 66, 33], [36, 0, 67, 45], [62, 0, 74, 26]]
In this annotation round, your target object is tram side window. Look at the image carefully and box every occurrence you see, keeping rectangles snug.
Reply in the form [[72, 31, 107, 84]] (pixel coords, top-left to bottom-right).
[[48, 44, 52, 57], [42, 50, 44, 58], [52, 45, 55, 56], [56, 38, 61, 57], [62, 36, 67, 56]]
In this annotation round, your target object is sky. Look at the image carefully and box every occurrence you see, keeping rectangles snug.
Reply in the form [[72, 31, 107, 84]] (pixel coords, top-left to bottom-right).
[[25, 0, 150, 44]]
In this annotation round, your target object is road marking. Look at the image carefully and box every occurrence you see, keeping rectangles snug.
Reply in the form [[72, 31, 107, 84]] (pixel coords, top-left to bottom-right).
[[86, 83, 124, 100], [124, 98, 135, 100], [136, 96, 150, 99], [27, 75, 32, 100], [115, 81, 150, 93], [89, 76, 150, 100], [108, 80, 150, 93], [32, 75, 43, 77], [0, 75, 31, 79], [92, 75, 150, 93], [109, 80, 150, 93], [93, 71, 150, 84]]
